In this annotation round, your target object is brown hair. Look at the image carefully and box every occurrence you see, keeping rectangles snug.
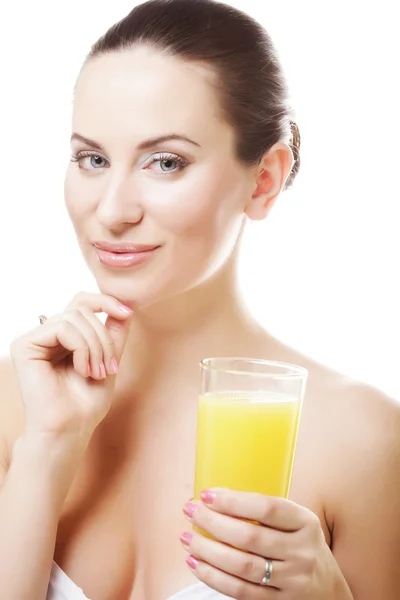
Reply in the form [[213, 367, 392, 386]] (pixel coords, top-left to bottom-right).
[[87, 0, 301, 190]]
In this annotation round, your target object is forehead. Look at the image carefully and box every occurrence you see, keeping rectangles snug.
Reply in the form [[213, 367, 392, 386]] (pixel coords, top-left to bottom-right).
[[73, 46, 229, 147]]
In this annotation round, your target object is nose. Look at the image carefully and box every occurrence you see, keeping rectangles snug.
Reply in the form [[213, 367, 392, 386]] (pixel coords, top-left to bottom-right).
[[96, 173, 144, 232]]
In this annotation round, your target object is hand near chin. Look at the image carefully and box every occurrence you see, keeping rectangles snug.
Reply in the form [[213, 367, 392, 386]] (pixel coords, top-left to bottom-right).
[[180, 489, 352, 599], [10, 292, 134, 443]]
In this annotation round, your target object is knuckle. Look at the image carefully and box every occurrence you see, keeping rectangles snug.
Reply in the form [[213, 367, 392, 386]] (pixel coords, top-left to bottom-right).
[[260, 496, 278, 522], [59, 321, 82, 344], [196, 560, 211, 583], [238, 556, 257, 580], [225, 494, 239, 515], [67, 291, 87, 309], [308, 511, 321, 528], [77, 350, 90, 366], [296, 572, 314, 593], [310, 514, 323, 539], [242, 525, 262, 551], [66, 308, 82, 321], [89, 341, 103, 358], [299, 549, 318, 577], [275, 534, 290, 557], [188, 534, 198, 553], [104, 339, 116, 353], [59, 320, 74, 335], [233, 579, 248, 600], [195, 507, 218, 539], [307, 516, 323, 542], [73, 291, 86, 302], [195, 505, 208, 528], [76, 341, 90, 356]]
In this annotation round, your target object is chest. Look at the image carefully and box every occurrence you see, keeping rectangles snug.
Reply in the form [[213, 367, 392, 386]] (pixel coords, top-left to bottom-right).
[[53, 396, 330, 600]]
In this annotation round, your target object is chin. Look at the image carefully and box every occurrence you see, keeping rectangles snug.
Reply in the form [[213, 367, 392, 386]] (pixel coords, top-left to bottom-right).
[[94, 267, 209, 311], [93, 273, 175, 309]]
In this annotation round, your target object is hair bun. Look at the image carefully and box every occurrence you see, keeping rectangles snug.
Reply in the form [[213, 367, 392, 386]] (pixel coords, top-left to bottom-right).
[[284, 121, 301, 190], [290, 121, 301, 155]]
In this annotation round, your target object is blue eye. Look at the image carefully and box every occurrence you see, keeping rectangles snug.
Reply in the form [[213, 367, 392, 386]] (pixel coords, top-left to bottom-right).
[[88, 155, 107, 169], [160, 158, 177, 172], [146, 153, 188, 174], [70, 151, 188, 174], [70, 152, 108, 170]]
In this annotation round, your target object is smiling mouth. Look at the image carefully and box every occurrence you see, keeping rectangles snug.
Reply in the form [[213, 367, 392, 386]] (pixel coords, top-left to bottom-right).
[[93, 242, 161, 269]]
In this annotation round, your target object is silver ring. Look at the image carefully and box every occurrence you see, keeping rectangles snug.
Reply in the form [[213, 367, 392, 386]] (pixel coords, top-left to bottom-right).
[[38, 314, 47, 325], [260, 559, 273, 586]]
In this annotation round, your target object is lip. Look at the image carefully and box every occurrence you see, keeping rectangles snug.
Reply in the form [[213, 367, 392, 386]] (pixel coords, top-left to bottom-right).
[[93, 241, 160, 269], [93, 241, 160, 253]]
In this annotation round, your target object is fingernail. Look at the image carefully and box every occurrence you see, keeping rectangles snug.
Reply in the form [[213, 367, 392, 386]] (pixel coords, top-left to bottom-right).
[[180, 532, 193, 546], [186, 555, 199, 570], [119, 304, 134, 315], [99, 362, 106, 378], [200, 490, 216, 504], [183, 502, 198, 519], [109, 357, 119, 374]]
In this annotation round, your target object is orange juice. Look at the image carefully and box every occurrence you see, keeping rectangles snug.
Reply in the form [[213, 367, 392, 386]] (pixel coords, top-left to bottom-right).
[[194, 391, 301, 499]]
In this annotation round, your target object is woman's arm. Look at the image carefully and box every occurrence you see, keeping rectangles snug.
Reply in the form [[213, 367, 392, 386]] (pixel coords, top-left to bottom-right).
[[0, 360, 88, 600], [0, 433, 87, 600]]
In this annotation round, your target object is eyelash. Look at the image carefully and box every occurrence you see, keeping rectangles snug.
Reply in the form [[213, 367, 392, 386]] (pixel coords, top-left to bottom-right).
[[70, 151, 188, 174]]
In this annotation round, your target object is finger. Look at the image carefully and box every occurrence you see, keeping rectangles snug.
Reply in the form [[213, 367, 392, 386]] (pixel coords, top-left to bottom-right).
[[199, 489, 313, 531], [180, 530, 283, 589], [184, 502, 290, 559], [77, 307, 118, 377], [63, 309, 107, 381], [66, 292, 133, 365], [21, 320, 90, 379], [185, 554, 280, 599], [104, 313, 133, 363], [66, 292, 134, 320]]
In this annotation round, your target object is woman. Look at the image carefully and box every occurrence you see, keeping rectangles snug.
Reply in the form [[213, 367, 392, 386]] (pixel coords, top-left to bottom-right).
[[0, 0, 398, 599]]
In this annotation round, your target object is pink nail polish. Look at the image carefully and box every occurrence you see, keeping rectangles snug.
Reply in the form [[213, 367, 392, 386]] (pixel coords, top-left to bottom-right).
[[183, 502, 198, 519], [200, 490, 216, 504], [99, 362, 106, 378], [109, 357, 119, 374], [186, 555, 199, 570], [180, 532, 193, 546], [119, 304, 134, 315]]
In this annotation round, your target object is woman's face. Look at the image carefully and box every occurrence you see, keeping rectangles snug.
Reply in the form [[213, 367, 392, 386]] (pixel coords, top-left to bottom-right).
[[65, 46, 256, 307]]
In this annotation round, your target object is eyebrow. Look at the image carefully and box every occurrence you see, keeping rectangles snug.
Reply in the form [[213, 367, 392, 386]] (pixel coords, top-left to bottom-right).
[[70, 133, 201, 151]]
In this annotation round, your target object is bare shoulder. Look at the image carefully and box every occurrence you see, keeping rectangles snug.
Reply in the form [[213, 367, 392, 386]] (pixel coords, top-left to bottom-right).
[[0, 356, 25, 471], [300, 356, 400, 597], [296, 352, 400, 486], [323, 373, 400, 508], [308, 363, 400, 490]]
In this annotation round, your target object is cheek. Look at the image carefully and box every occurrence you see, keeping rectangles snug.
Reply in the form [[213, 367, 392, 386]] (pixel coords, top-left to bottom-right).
[[151, 168, 247, 280], [64, 167, 91, 231], [156, 167, 244, 237]]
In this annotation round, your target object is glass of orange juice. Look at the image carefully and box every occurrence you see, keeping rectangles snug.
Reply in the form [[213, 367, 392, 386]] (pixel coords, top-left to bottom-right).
[[194, 358, 308, 509]]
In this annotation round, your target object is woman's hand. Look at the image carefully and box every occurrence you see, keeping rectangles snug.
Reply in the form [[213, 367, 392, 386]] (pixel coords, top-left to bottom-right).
[[180, 489, 352, 599], [10, 292, 134, 443]]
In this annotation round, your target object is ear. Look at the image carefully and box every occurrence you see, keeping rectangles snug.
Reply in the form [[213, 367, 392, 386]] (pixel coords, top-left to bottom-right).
[[244, 143, 294, 221]]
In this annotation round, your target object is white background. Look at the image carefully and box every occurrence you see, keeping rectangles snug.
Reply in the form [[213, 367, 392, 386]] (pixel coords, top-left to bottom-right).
[[0, 1, 398, 400]]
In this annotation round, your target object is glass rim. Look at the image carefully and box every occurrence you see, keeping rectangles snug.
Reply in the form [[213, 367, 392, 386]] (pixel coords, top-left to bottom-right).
[[199, 357, 308, 380]]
